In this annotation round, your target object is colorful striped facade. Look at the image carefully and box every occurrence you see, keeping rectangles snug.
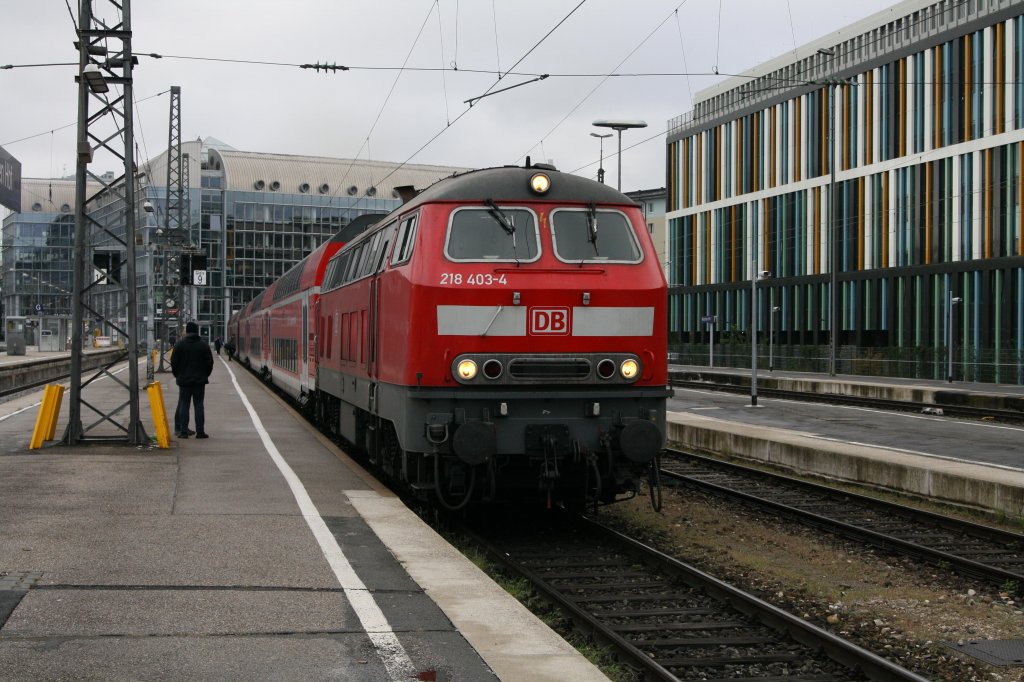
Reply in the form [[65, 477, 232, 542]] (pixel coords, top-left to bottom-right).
[[666, 0, 1024, 379]]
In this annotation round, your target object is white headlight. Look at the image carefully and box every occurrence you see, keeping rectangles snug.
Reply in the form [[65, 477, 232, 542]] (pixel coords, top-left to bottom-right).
[[456, 359, 478, 380], [529, 173, 551, 194], [620, 359, 639, 380]]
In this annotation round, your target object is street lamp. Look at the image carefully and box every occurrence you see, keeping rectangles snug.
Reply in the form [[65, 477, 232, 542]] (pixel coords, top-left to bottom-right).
[[751, 270, 772, 407], [590, 132, 612, 184], [142, 200, 156, 381], [769, 305, 780, 372], [947, 294, 962, 383], [817, 47, 851, 378], [592, 120, 647, 191], [81, 63, 109, 94]]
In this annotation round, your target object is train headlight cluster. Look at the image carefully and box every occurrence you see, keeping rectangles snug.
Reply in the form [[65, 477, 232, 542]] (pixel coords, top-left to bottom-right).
[[529, 172, 551, 194], [457, 359, 478, 380], [452, 353, 642, 384]]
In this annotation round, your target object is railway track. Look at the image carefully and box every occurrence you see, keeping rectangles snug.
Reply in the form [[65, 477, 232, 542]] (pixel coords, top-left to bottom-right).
[[661, 449, 1024, 592], [458, 511, 926, 681], [669, 378, 1024, 423]]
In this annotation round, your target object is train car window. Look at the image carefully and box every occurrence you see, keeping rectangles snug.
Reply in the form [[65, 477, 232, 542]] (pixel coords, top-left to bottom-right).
[[391, 216, 418, 266], [550, 209, 642, 264], [445, 207, 540, 262]]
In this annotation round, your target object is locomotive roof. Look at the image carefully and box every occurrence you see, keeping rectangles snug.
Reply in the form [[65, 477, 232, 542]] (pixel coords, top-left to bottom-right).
[[399, 166, 636, 212]]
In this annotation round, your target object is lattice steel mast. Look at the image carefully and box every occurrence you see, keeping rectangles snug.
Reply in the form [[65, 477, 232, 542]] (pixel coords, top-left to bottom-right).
[[64, 0, 147, 445]]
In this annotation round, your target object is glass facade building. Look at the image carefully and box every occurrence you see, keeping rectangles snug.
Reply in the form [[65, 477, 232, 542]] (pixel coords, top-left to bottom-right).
[[666, 0, 1024, 383], [1, 180, 86, 320], [2, 139, 464, 345]]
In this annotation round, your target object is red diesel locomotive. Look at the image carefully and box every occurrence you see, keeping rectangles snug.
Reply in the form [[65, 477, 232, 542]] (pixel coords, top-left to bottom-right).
[[230, 164, 670, 509]]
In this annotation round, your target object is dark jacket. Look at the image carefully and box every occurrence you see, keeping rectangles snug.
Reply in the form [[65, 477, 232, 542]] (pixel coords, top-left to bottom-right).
[[171, 333, 214, 386]]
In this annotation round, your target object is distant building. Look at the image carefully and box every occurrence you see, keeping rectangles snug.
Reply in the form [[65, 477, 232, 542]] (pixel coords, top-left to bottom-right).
[[624, 187, 667, 274], [1, 138, 465, 343], [1, 179, 89, 321], [666, 0, 1024, 382]]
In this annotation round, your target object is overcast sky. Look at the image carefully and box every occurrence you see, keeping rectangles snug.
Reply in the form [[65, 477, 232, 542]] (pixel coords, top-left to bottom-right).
[[3, 0, 897, 195]]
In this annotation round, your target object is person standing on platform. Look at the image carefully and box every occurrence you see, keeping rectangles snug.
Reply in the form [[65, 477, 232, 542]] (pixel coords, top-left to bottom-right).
[[223, 337, 236, 362], [214, 337, 222, 356], [171, 321, 214, 439]]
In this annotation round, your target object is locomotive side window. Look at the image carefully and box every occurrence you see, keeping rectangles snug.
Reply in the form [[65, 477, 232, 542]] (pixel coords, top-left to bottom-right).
[[357, 231, 383, 278], [323, 259, 339, 291], [344, 244, 364, 283], [445, 207, 539, 262], [372, 222, 397, 273], [391, 216, 418, 266], [550, 208, 642, 263]]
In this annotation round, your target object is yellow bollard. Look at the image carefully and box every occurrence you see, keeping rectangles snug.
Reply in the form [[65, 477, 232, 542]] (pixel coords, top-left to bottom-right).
[[146, 381, 171, 449], [29, 384, 64, 449], [44, 385, 65, 441]]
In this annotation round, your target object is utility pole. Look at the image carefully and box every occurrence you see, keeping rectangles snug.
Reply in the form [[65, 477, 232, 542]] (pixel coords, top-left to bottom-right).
[[65, 0, 147, 445]]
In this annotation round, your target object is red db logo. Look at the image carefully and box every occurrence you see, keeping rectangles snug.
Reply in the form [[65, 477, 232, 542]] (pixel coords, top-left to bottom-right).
[[529, 307, 570, 335]]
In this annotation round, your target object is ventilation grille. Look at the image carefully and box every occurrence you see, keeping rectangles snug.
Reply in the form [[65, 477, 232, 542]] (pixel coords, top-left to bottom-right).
[[509, 358, 590, 379]]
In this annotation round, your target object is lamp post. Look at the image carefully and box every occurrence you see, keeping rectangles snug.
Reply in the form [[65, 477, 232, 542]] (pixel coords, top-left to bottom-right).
[[590, 132, 612, 184], [817, 48, 840, 377], [592, 120, 647, 191], [769, 304, 780, 372], [751, 270, 772, 407], [142, 200, 156, 382], [947, 294, 962, 383]]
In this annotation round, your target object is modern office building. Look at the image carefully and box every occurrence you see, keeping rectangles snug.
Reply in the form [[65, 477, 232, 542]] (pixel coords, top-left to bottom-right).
[[1, 178, 99, 320], [665, 0, 1024, 382], [2, 138, 464, 344], [625, 187, 668, 269]]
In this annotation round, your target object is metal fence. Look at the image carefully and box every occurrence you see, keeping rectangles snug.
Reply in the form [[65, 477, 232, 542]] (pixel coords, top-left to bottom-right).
[[669, 343, 1024, 386]]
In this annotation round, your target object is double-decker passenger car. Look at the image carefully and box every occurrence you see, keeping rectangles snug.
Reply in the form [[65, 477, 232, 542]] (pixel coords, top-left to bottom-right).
[[234, 164, 670, 509]]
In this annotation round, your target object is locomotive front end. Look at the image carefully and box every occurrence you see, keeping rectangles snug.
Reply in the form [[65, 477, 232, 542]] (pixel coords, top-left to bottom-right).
[[393, 167, 670, 508]]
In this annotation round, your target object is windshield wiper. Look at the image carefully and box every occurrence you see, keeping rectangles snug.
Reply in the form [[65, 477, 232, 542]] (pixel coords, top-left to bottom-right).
[[486, 200, 516, 236], [587, 202, 600, 256]]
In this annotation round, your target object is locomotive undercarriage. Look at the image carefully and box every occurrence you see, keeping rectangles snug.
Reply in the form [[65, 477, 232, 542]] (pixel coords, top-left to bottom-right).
[[312, 382, 668, 510]]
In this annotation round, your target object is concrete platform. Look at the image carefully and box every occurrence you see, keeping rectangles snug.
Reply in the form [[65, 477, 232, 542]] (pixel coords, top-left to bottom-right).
[[0, 356, 607, 681], [0, 346, 123, 396], [670, 365, 1024, 413], [667, 369, 1024, 519]]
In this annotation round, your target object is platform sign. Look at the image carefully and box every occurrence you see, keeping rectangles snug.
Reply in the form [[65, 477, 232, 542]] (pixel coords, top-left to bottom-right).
[[0, 145, 21, 213], [701, 315, 717, 324], [192, 269, 207, 286]]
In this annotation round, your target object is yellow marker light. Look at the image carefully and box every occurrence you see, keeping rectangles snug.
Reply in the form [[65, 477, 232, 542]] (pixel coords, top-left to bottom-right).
[[620, 359, 640, 380], [457, 359, 478, 380], [529, 172, 551, 194]]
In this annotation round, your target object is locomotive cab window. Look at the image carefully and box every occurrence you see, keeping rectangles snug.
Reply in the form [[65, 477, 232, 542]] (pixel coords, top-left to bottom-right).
[[445, 207, 540, 262], [550, 208, 642, 263]]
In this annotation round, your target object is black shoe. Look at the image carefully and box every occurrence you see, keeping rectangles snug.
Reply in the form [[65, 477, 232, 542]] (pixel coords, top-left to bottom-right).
[[177, 432, 190, 439], [186, 429, 196, 435], [195, 432, 209, 439]]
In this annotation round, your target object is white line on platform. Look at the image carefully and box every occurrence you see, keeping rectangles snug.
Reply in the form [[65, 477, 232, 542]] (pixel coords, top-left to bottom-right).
[[220, 358, 416, 681]]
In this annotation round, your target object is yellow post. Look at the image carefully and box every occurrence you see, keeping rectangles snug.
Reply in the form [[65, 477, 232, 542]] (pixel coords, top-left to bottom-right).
[[29, 384, 64, 449], [44, 385, 65, 441], [146, 381, 171, 449]]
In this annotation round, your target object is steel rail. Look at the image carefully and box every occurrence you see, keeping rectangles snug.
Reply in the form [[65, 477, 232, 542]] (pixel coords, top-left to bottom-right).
[[455, 513, 928, 681], [662, 449, 1024, 591]]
